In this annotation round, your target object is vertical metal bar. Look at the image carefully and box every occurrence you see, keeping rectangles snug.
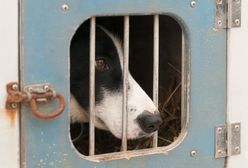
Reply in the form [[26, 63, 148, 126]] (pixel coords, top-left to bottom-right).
[[89, 17, 96, 156], [121, 16, 129, 151], [181, 31, 187, 128], [153, 14, 159, 147]]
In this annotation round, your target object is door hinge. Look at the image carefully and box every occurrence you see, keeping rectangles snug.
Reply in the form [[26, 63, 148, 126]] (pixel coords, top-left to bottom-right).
[[215, 123, 241, 158], [215, 0, 241, 29]]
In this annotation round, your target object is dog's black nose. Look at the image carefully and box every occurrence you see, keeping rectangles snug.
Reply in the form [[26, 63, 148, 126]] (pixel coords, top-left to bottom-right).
[[137, 110, 162, 134]]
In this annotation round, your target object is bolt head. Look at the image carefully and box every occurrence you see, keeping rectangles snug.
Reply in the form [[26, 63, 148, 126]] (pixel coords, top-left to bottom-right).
[[218, 149, 226, 155], [191, 1, 197, 8], [235, 0, 240, 4], [235, 124, 240, 131], [217, 20, 223, 26], [44, 85, 50, 91], [217, 127, 222, 134], [217, 0, 222, 4], [12, 84, 19, 91], [27, 87, 33, 92], [61, 4, 69, 12], [190, 150, 197, 157], [235, 146, 240, 152], [234, 19, 240, 26], [11, 103, 18, 109]]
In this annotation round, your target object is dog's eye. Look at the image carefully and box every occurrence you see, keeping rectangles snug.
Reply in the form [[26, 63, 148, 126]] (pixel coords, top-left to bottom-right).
[[96, 59, 109, 71]]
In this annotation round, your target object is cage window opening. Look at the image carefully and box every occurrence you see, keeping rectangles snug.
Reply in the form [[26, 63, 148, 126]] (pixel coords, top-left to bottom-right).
[[70, 15, 184, 158]]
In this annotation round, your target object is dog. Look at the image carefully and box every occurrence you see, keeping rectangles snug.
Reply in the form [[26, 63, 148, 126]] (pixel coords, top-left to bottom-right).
[[70, 20, 162, 140]]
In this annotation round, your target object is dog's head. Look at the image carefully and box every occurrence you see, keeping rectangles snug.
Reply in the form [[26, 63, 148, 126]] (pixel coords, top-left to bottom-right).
[[70, 22, 162, 139]]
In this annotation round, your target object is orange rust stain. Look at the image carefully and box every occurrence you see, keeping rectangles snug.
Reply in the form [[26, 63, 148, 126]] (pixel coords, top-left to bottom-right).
[[3, 107, 18, 127]]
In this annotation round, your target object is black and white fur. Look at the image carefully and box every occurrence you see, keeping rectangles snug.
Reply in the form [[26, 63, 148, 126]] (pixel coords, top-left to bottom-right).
[[70, 21, 162, 139]]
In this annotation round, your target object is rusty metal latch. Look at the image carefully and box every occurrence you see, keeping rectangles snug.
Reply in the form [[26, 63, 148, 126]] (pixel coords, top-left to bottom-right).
[[6, 82, 65, 120]]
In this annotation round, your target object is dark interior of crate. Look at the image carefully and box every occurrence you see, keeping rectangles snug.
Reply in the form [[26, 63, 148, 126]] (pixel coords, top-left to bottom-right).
[[70, 15, 182, 155]]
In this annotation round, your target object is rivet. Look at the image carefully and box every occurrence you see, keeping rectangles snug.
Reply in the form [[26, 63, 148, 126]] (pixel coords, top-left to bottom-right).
[[190, 150, 197, 157], [217, 20, 222, 26], [217, 149, 226, 155], [216, 0, 222, 4], [191, 1, 197, 8], [27, 87, 33, 92], [12, 84, 19, 91], [235, 146, 240, 152], [217, 127, 222, 134], [234, 19, 240, 26], [44, 85, 50, 91], [11, 103, 18, 109], [234, 0, 240, 4], [61, 4, 69, 12], [235, 124, 240, 131]]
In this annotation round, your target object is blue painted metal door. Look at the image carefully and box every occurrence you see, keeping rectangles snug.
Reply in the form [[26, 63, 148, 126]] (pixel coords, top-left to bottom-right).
[[21, 0, 226, 167]]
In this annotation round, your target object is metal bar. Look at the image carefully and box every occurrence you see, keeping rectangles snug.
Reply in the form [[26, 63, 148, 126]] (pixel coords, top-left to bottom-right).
[[89, 17, 96, 156], [121, 16, 129, 151], [153, 14, 159, 147], [181, 31, 187, 128]]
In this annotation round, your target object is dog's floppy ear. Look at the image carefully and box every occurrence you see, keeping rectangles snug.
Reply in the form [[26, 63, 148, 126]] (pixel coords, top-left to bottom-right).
[[96, 17, 123, 37]]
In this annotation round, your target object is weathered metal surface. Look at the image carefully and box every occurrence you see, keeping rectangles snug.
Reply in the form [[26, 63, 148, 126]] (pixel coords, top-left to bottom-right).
[[215, 0, 228, 29], [29, 92, 65, 120], [215, 123, 241, 158], [6, 82, 23, 111], [21, 0, 226, 167], [229, 123, 241, 156], [0, 1, 19, 167], [215, 0, 241, 29], [229, 0, 241, 28], [6, 82, 65, 120], [215, 125, 227, 158]]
